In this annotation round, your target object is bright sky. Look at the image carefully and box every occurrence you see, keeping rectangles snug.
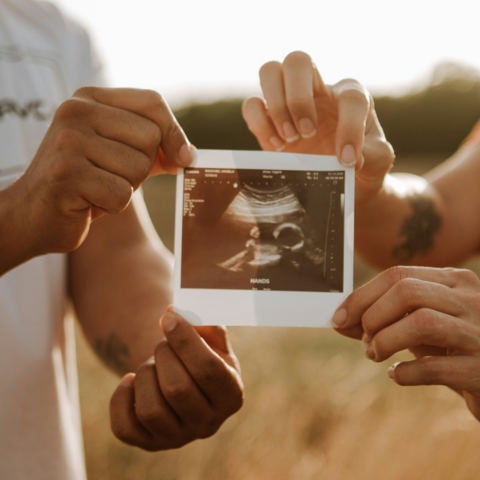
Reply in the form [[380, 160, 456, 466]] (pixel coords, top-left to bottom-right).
[[57, 0, 479, 108]]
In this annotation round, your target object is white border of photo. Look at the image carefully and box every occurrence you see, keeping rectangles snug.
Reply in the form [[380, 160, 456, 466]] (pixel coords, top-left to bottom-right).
[[173, 149, 354, 328]]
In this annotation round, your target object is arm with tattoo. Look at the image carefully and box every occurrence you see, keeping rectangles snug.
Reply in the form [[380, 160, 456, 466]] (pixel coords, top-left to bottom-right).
[[70, 193, 172, 374], [355, 143, 480, 269], [392, 195, 443, 262], [94, 334, 130, 376]]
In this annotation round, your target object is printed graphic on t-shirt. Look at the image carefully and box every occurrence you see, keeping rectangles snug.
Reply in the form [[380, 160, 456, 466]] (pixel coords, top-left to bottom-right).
[[0, 98, 53, 121], [0, 43, 65, 185]]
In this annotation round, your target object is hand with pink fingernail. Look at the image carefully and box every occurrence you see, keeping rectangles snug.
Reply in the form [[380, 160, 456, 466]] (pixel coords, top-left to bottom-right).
[[242, 50, 395, 207]]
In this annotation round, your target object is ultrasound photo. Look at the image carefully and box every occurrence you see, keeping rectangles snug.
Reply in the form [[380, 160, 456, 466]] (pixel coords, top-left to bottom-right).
[[181, 168, 345, 293]]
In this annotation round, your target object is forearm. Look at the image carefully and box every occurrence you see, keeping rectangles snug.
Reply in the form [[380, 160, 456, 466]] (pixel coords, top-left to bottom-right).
[[70, 193, 173, 375], [355, 146, 480, 268], [0, 179, 39, 276], [355, 174, 445, 268]]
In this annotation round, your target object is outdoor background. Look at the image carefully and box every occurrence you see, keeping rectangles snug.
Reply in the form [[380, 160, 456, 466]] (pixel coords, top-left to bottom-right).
[[54, 0, 480, 476], [75, 69, 480, 480]]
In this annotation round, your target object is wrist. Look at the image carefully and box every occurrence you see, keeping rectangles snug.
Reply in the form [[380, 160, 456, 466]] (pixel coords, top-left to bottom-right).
[[0, 178, 42, 275], [354, 176, 388, 213]]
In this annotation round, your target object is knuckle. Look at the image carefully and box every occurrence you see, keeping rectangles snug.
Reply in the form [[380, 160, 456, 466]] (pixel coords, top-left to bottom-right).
[[73, 86, 97, 98], [338, 90, 368, 107], [197, 357, 223, 386], [55, 97, 93, 121], [361, 307, 376, 334], [372, 331, 388, 359], [414, 308, 438, 338], [163, 380, 191, 403], [456, 268, 479, 285], [136, 362, 155, 380], [230, 385, 245, 414], [395, 278, 420, 303], [136, 402, 164, 427], [54, 128, 84, 155], [144, 89, 165, 111], [50, 158, 73, 185], [336, 83, 369, 105], [109, 179, 133, 213], [283, 50, 312, 67], [54, 100, 74, 120], [259, 60, 282, 78], [286, 96, 314, 114], [197, 417, 221, 439], [110, 421, 131, 442], [336, 77, 364, 91], [385, 266, 409, 286], [342, 289, 359, 312]]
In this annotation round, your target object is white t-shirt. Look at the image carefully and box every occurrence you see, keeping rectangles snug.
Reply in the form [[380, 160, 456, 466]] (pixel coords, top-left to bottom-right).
[[0, 1, 105, 478]]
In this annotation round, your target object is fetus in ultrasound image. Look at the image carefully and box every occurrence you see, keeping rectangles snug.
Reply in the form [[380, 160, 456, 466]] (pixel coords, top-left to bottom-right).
[[181, 168, 345, 292]]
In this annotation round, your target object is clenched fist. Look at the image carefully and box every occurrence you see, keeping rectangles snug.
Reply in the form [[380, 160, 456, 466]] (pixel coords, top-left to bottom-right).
[[2, 87, 194, 271], [110, 310, 244, 450]]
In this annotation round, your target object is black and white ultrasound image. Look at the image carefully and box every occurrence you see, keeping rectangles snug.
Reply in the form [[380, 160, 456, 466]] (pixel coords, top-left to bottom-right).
[[181, 168, 345, 292]]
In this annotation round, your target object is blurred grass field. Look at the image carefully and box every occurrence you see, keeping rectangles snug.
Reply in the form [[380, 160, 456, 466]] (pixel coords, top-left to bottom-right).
[[76, 151, 480, 480]]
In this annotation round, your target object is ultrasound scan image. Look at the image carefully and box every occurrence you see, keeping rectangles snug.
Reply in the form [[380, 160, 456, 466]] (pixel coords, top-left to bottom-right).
[[181, 168, 345, 292]]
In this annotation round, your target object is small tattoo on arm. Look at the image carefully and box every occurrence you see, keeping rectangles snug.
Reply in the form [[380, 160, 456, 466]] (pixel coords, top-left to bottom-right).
[[392, 195, 443, 262], [94, 334, 130, 376]]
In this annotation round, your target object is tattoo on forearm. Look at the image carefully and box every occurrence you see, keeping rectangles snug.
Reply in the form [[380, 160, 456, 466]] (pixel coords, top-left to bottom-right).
[[94, 334, 130, 376], [392, 195, 443, 262]]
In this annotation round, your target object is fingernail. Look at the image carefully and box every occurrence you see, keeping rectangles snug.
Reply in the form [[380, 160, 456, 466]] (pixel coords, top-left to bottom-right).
[[162, 312, 178, 333], [362, 333, 372, 347], [178, 144, 194, 167], [364, 344, 375, 361], [332, 308, 347, 328], [270, 135, 286, 152], [119, 373, 135, 388], [387, 362, 400, 379], [298, 118, 317, 139], [340, 144, 357, 167], [283, 121, 299, 143]]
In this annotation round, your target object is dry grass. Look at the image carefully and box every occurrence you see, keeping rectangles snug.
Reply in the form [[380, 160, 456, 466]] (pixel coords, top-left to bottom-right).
[[77, 154, 480, 480]]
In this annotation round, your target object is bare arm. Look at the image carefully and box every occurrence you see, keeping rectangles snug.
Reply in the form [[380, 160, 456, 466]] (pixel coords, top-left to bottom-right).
[[0, 87, 193, 278], [243, 51, 480, 270], [69, 192, 245, 451], [69, 192, 173, 374], [355, 143, 480, 268], [0, 181, 34, 276]]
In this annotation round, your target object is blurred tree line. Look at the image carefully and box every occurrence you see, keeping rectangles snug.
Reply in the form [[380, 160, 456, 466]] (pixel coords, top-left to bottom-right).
[[174, 62, 480, 161]]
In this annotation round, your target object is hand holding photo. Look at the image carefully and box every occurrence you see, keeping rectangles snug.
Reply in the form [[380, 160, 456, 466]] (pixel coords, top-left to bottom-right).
[[173, 150, 354, 327]]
